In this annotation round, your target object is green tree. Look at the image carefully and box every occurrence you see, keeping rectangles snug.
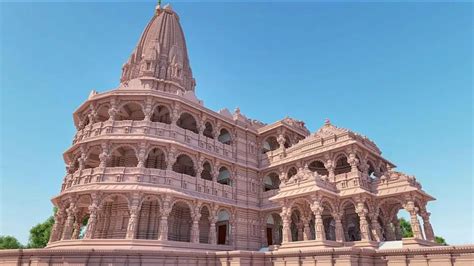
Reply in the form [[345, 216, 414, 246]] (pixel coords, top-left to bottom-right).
[[399, 218, 413, 238], [27, 216, 54, 248], [0, 235, 23, 249], [435, 236, 447, 245]]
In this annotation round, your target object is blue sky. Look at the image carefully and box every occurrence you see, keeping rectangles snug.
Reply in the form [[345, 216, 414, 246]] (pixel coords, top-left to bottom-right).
[[0, 1, 472, 245]]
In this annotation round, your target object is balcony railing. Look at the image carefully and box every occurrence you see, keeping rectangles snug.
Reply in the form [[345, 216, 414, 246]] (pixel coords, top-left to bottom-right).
[[61, 167, 235, 201], [73, 120, 234, 161]]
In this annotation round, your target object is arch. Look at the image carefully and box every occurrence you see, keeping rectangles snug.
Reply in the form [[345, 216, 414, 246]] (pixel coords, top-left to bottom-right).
[[199, 205, 210, 243], [287, 167, 297, 179], [290, 208, 302, 242], [217, 166, 231, 186], [177, 112, 198, 134], [151, 105, 171, 124], [265, 213, 283, 246], [218, 128, 232, 145], [172, 154, 196, 177], [94, 194, 130, 239], [168, 201, 192, 242], [201, 161, 212, 181], [216, 209, 231, 245], [203, 122, 214, 139], [263, 172, 280, 191], [96, 104, 110, 122], [116, 102, 145, 121], [108, 146, 138, 167], [341, 202, 360, 241], [84, 146, 101, 169], [367, 160, 376, 179], [145, 147, 167, 169], [308, 160, 329, 176], [137, 196, 160, 239], [334, 155, 351, 175], [262, 136, 279, 153]]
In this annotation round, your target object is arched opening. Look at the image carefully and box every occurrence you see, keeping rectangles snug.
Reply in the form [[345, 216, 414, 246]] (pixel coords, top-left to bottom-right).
[[177, 112, 198, 134], [199, 206, 210, 244], [216, 209, 230, 245], [218, 128, 232, 145], [342, 202, 360, 241], [96, 105, 110, 122], [203, 122, 214, 139], [217, 167, 231, 186], [262, 136, 279, 153], [108, 146, 138, 167], [287, 167, 297, 180], [263, 173, 280, 191], [137, 197, 160, 239], [94, 195, 130, 239], [172, 154, 196, 177], [308, 160, 329, 176], [284, 135, 292, 149], [266, 213, 283, 246], [201, 162, 212, 181], [367, 161, 376, 179], [72, 195, 92, 240], [168, 202, 192, 242], [334, 155, 351, 175], [290, 208, 302, 242], [321, 203, 336, 241], [116, 102, 145, 121], [145, 147, 167, 169], [84, 146, 101, 169], [151, 105, 171, 124]]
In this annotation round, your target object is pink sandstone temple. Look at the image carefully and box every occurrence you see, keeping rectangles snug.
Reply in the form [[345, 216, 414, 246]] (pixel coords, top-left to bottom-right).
[[1, 3, 473, 266]]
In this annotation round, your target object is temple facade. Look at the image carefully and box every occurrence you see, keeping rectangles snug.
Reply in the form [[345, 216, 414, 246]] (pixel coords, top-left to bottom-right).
[[47, 4, 438, 253]]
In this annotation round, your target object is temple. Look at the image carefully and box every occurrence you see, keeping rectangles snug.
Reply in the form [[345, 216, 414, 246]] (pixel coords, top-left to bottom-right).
[[3, 3, 472, 266]]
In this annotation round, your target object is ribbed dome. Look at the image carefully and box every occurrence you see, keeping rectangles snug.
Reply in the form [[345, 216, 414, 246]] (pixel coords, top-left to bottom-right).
[[120, 4, 195, 92]]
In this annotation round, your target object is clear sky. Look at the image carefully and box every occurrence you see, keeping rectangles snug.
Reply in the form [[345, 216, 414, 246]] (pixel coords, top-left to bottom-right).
[[0, 1, 472, 245]]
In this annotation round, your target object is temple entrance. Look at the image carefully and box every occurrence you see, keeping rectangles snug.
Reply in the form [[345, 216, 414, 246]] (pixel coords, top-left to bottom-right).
[[266, 228, 273, 246], [218, 224, 227, 244]]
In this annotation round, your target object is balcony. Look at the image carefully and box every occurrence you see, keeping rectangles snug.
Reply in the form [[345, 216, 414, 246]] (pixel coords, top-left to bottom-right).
[[72, 120, 234, 160], [61, 167, 235, 203]]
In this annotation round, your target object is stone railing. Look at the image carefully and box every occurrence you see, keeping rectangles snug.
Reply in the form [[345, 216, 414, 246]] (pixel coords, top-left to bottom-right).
[[333, 171, 371, 191], [73, 120, 234, 161], [61, 167, 235, 201]]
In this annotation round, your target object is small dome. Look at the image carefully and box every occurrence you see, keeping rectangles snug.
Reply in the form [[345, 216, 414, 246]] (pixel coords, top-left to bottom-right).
[[120, 4, 195, 92]]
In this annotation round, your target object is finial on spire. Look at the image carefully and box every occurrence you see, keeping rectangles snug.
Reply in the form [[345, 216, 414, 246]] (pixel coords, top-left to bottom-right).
[[155, 0, 162, 14], [325, 118, 331, 125]]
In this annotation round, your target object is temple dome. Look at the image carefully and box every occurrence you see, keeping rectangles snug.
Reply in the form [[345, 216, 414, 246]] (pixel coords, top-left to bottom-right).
[[120, 4, 195, 92]]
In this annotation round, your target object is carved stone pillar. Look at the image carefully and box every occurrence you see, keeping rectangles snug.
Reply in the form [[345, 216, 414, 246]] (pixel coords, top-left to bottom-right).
[[302, 217, 311, 241], [137, 142, 147, 168], [348, 153, 359, 173], [126, 205, 140, 239], [355, 203, 371, 241], [324, 160, 335, 181], [369, 212, 383, 242], [277, 134, 286, 150], [158, 197, 172, 240], [383, 217, 396, 241], [166, 148, 177, 171], [311, 202, 326, 241], [49, 208, 66, 243], [108, 103, 117, 122], [404, 201, 423, 239], [171, 103, 180, 126], [191, 209, 201, 243], [84, 203, 99, 239], [99, 143, 109, 168], [143, 98, 153, 122], [230, 219, 237, 248], [420, 211, 435, 241], [392, 217, 402, 240], [209, 215, 218, 245], [332, 212, 345, 242], [280, 207, 291, 243], [71, 212, 83, 240], [61, 203, 77, 240]]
